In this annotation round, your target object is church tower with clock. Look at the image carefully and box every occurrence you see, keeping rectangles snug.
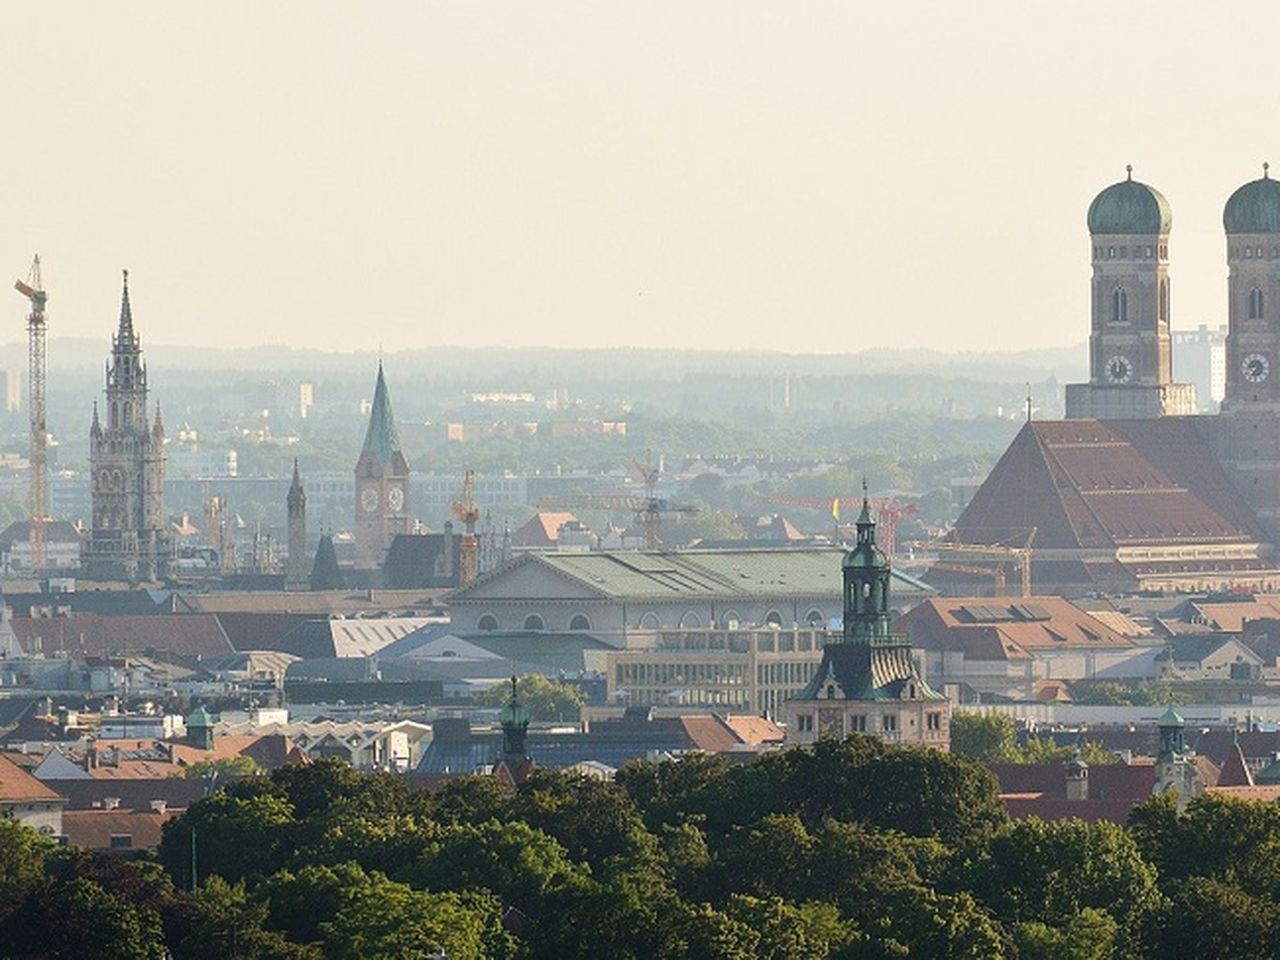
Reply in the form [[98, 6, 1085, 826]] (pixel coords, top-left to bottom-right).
[[1212, 166, 1280, 534], [353, 364, 411, 569], [1065, 167, 1196, 419]]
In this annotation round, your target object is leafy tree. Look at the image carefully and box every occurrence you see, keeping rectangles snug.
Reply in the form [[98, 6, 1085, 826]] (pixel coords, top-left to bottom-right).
[[159, 791, 296, 886], [167, 875, 319, 960], [0, 818, 54, 906], [178, 754, 261, 781], [963, 817, 1158, 929], [477, 673, 585, 721], [421, 773, 514, 825], [1011, 908, 1118, 960], [318, 872, 513, 960], [723, 895, 861, 960], [950, 713, 1019, 763], [260, 863, 375, 946], [511, 768, 654, 871], [0, 877, 166, 960], [1141, 877, 1280, 960]]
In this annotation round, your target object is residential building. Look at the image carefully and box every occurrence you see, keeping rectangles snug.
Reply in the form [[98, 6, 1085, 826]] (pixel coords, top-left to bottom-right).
[[0, 753, 65, 835]]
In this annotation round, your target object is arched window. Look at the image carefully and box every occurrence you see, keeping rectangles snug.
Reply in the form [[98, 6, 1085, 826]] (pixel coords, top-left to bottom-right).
[[477, 614, 499, 632], [639, 612, 661, 629], [523, 614, 545, 631], [720, 610, 742, 628], [1250, 288, 1265, 320], [679, 611, 702, 628], [806, 608, 825, 628], [1111, 287, 1128, 323], [1159, 279, 1169, 324], [568, 613, 591, 631], [764, 610, 784, 627]]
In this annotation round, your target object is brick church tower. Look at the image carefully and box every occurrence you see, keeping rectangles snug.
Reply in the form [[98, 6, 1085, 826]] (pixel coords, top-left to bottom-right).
[[353, 364, 410, 569]]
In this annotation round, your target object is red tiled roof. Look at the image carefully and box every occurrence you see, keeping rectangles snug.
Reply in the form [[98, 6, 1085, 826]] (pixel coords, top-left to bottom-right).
[[723, 715, 785, 744], [897, 597, 1134, 659], [0, 754, 64, 802], [679, 716, 742, 753], [953, 419, 1267, 551]]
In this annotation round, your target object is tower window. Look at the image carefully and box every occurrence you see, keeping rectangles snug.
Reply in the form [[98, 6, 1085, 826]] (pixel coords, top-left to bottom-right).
[[1145, 246, 1153, 258], [1159, 280, 1169, 324], [1250, 288, 1265, 320], [1108, 246, 1115, 258], [1119, 246, 1128, 258], [1247, 248, 1254, 259], [1111, 287, 1128, 323]]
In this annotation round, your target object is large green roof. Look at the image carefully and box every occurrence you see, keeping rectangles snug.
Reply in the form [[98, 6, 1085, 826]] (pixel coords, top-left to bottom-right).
[[458, 549, 933, 602], [361, 364, 404, 466], [1087, 171, 1172, 235], [1224, 171, 1280, 234]]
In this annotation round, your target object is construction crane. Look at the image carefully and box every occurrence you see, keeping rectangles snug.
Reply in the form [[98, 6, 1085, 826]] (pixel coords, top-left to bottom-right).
[[14, 257, 47, 571], [539, 453, 697, 550], [907, 529, 1037, 598], [766, 493, 918, 557], [451, 470, 481, 586]]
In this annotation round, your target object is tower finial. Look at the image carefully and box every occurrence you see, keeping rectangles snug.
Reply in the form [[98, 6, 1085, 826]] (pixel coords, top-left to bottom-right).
[[1125, 164, 1133, 181], [1266, 162, 1271, 179], [1026, 383, 1033, 423]]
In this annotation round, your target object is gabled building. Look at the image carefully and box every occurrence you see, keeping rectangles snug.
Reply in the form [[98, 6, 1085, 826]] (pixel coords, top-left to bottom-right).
[[784, 495, 950, 749]]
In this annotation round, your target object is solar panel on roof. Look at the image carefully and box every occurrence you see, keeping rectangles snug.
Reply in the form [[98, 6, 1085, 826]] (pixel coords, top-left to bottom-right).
[[1013, 603, 1051, 622]]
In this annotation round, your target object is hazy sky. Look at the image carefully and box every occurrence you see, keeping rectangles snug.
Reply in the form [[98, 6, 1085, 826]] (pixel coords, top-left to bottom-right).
[[1, 3, 1276, 354]]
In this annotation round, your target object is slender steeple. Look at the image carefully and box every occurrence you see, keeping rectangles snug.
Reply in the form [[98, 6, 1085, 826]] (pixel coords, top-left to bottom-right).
[[843, 480, 892, 642], [361, 362, 403, 467], [500, 675, 531, 762], [116, 269, 137, 347], [287, 458, 306, 514]]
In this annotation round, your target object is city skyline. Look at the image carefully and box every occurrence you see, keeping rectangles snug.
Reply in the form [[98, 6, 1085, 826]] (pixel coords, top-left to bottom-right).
[[4, 3, 1280, 354]]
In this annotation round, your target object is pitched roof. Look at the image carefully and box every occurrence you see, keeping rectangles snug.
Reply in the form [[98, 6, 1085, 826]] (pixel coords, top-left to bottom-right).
[[1188, 597, 1280, 632], [956, 419, 1266, 550], [41, 777, 207, 811], [62, 810, 172, 850], [360, 364, 405, 468], [0, 520, 83, 547], [1217, 741, 1255, 787], [510, 513, 579, 548], [723, 715, 786, 744], [897, 597, 1136, 659], [796, 639, 946, 702], [11, 613, 232, 659], [0, 753, 64, 802], [266, 618, 432, 658], [455, 548, 933, 604]]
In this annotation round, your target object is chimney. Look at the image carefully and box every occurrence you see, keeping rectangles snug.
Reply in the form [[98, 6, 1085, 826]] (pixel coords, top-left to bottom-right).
[[85, 745, 98, 770], [1065, 759, 1089, 801], [103, 797, 120, 811], [149, 800, 167, 814]]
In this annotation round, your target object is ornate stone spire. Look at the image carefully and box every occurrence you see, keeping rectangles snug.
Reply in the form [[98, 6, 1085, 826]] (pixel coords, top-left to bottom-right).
[[116, 269, 137, 346], [287, 458, 306, 514]]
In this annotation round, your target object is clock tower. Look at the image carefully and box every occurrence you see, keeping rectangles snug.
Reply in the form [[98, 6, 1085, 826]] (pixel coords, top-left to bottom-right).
[[1214, 166, 1280, 536], [353, 363, 411, 569], [1065, 167, 1196, 418]]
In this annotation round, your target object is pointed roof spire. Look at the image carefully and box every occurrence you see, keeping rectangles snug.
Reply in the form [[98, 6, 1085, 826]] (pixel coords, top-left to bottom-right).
[[288, 457, 306, 511], [118, 269, 135, 341], [856, 477, 874, 528], [361, 362, 403, 466]]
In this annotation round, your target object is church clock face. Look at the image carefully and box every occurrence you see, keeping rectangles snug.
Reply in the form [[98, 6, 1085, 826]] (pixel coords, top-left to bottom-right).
[[1243, 353, 1271, 383], [388, 487, 405, 512], [1105, 355, 1133, 384], [360, 487, 379, 513]]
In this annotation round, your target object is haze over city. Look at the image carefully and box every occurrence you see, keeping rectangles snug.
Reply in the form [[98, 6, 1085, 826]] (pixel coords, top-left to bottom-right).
[[4, 2, 1278, 354]]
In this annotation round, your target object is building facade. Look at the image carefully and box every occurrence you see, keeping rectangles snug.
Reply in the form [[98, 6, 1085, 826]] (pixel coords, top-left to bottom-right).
[[607, 626, 827, 716], [353, 364, 411, 569], [785, 497, 950, 749], [84, 272, 170, 582]]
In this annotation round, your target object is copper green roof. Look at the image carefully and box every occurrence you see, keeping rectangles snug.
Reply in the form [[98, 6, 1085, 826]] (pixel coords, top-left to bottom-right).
[[361, 363, 403, 466], [1224, 169, 1280, 234], [795, 638, 946, 702], [454, 549, 934, 602], [186, 704, 213, 727], [1158, 706, 1184, 728], [1087, 170, 1172, 235]]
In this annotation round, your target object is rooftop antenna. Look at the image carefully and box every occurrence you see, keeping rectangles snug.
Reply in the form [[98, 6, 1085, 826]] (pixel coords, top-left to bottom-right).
[[1026, 384, 1033, 423]]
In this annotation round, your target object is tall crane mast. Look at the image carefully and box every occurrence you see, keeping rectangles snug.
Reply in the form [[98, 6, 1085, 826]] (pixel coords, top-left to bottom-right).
[[14, 256, 47, 572], [451, 470, 481, 586]]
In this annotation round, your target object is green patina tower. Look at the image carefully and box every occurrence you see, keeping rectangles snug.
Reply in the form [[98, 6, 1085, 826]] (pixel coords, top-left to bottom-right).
[[187, 703, 214, 750], [785, 484, 950, 749]]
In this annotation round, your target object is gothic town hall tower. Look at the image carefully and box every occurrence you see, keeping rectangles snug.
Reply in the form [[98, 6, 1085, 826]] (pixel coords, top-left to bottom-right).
[[84, 271, 170, 582]]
